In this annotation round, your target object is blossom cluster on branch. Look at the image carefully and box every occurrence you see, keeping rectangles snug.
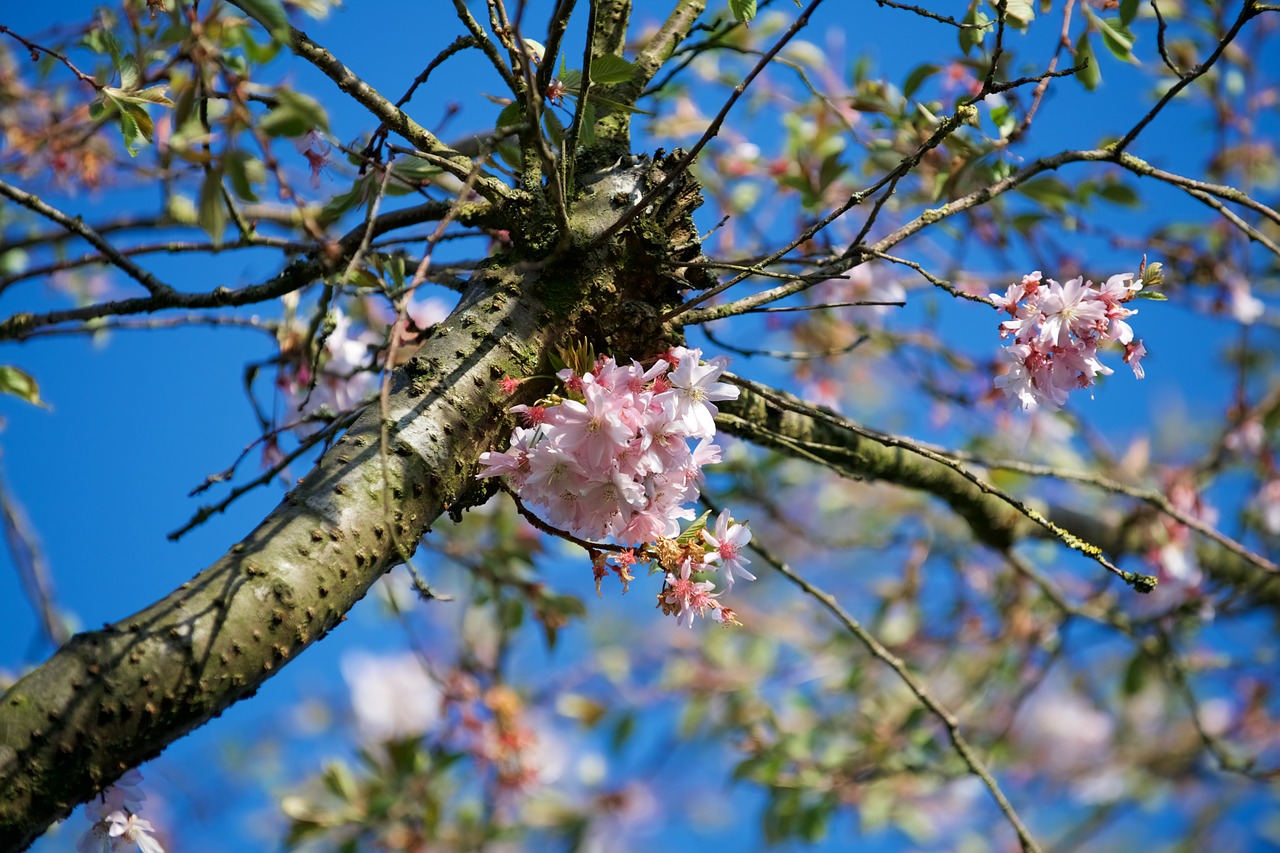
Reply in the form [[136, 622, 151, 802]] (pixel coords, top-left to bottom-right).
[[478, 346, 755, 626], [991, 266, 1155, 410]]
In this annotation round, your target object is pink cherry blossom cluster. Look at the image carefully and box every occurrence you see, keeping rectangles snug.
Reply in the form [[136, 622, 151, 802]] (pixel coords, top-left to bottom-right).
[[991, 270, 1148, 411], [78, 770, 164, 853], [478, 346, 738, 544], [479, 347, 758, 627]]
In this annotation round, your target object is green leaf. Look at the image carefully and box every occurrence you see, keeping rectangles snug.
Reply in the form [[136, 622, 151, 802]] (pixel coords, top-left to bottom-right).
[[259, 89, 329, 138], [560, 68, 583, 90], [235, 0, 292, 43], [989, 103, 1017, 139], [198, 169, 229, 246], [572, 101, 598, 148], [1098, 180, 1140, 207], [729, 0, 757, 23], [584, 91, 653, 116], [675, 510, 714, 545], [960, 2, 991, 56], [494, 101, 524, 135], [1085, 7, 1136, 62], [388, 159, 443, 193], [224, 149, 263, 202], [102, 92, 151, 157], [543, 108, 566, 149], [1075, 32, 1101, 91], [589, 54, 635, 85], [0, 366, 49, 409], [998, 0, 1035, 28], [1119, 0, 1140, 26], [902, 63, 940, 100], [121, 85, 175, 107], [1017, 176, 1073, 211]]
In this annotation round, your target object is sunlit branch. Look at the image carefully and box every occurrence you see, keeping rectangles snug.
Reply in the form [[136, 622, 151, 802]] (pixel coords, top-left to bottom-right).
[[0, 180, 176, 299], [593, 0, 825, 248], [668, 95, 980, 324], [0, 199, 493, 341], [564, 0, 598, 192], [361, 34, 481, 162], [168, 408, 359, 541], [867, 248, 993, 305], [225, 1, 515, 203], [1114, 1, 1260, 153], [453, 0, 522, 96], [683, 146, 1279, 324], [1002, 0, 1077, 146], [16, 315, 280, 341], [718, 375, 1157, 592], [872, 0, 994, 29], [742, 533, 1045, 853], [0, 236, 311, 295], [955, 454, 1278, 578], [0, 25, 100, 89]]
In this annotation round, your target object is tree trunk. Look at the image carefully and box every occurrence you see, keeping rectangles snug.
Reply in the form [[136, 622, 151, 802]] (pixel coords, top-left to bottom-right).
[[0, 155, 701, 851]]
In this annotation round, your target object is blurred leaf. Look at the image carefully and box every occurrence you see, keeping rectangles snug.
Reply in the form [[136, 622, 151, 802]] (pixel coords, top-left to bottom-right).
[[321, 761, 359, 801], [499, 596, 525, 630], [1017, 176, 1073, 211], [236, 0, 292, 42], [1098, 180, 1140, 207], [960, 3, 991, 55], [543, 108, 566, 149], [260, 90, 329, 138], [198, 169, 229, 245], [1120, 0, 1140, 26], [495, 101, 524, 135], [1075, 33, 1101, 91], [0, 366, 49, 409], [224, 149, 264, 202], [902, 63, 940, 100], [1085, 7, 1136, 62]]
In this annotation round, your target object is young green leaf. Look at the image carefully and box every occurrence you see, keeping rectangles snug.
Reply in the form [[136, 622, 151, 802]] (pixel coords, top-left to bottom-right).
[[589, 54, 635, 85], [960, 3, 991, 56], [198, 169, 230, 245], [1075, 32, 1101, 91], [224, 149, 264, 202], [902, 64, 940, 100], [729, 0, 757, 24], [0, 366, 50, 409], [236, 0, 292, 43], [260, 90, 329, 138], [1084, 6, 1136, 62]]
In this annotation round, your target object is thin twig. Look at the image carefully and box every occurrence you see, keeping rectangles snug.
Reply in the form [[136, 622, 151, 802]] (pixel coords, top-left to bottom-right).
[[742, 532, 1045, 853]]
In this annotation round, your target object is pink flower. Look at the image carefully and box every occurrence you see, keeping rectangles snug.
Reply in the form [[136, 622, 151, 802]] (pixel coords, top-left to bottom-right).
[[700, 509, 756, 587], [992, 269, 1148, 410], [663, 558, 721, 628]]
